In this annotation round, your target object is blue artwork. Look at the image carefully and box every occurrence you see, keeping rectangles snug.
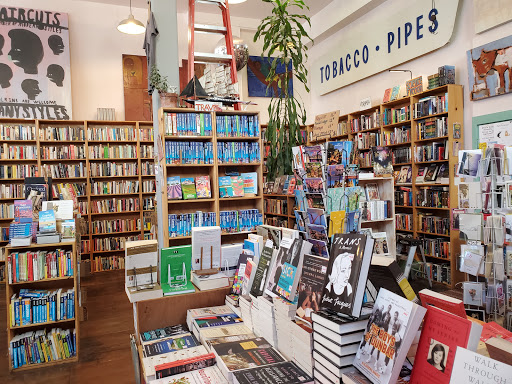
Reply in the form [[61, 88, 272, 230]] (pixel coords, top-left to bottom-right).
[[467, 35, 512, 101], [247, 55, 293, 97]]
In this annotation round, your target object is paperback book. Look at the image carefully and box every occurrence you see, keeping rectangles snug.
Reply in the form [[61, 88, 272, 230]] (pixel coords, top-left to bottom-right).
[[181, 177, 198, 200], [160, 246, 196, 296], [219, 176, 234, 198], [296, 254, 328, 324], [196, 176, 212, 198], [167, 176, 182, 199]]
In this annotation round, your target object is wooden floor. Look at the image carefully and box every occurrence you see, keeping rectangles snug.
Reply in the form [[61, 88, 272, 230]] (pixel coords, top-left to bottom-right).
[[0, 271, 136, 384]]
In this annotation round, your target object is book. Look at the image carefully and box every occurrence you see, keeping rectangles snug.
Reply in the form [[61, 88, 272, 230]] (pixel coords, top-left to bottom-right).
[[149, 366, 227, 384], [142, 345, 210, 380], [372, 147, 393, 176], [232, 361, 313, 384], [416, 166, 426, 183], [424, 164, 439, 182], [196, 176, 212, 198], [241, 172, 258, 195], [390, 86, 400, 101], [231, 254, 252, 296], [418, 289, 466, 318], [354, 288, 427, 384], [38, 210, 56, 233], [327, 141, 353, 166], [479, 321, 512, 342], [266, 238, 306, 298], [457, 149, 482, 177], [450, 346, 512, 384], [191, 271, 230, 291], [187, 306, 235, 329], [296, 254, 328, 323], [485, 337, 512, 365], [140, 324, 189, 343], [276, 239, 313, 302], [383, 88, 392, 103], [368, 256, 418, 303], [219, 176, 234, 198], [60, 220, 75, 238], [231, 176, 245, 197], [320, 233, 374, 317], [143, 333, 200, 357], [462, 282, 486, 307], [342, 371, 372, 384], [372, 232, 389, 256], [305, 162, 323, 178], [305, 178, 324, 194], [250, 241, 276, 297], [167, 176, 182, 199], [397, 167, 409, 184], [24, 181, 48, 214], [42, 200, 73, 220], [160, 245, 196, 296], [365, 184, 380, 200], [14, 199, 32, 223], [194, 313, 243, 329], [241, 259, 257, 296], [409, 306, 483, 384], [181, 177, 197, 200]]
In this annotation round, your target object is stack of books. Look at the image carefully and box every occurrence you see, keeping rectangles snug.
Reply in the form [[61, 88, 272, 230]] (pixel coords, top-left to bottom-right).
[[252, 296, 278, 347], [290, 320, 314, 376], [238, 295, 253, 331], [273, 296, 297, 360]]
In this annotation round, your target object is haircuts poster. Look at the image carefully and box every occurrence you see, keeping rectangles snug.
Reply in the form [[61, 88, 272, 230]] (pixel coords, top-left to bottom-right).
[[0, 5, 72, 120]]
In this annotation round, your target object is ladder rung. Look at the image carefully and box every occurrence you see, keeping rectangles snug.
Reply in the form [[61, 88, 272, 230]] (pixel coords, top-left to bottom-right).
[[194, 52, 233, 64], [194, 24, 227, 34]]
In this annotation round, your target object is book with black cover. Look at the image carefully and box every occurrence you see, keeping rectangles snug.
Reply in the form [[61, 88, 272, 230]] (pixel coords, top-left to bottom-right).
[[212, 337, 272, 356], [368, 256, 419, 303], [233, 361, 313, 384], [320, 233, 374, 317], [296, 254, 329, 324], [250, 241, 275, 297], [311, 310, 371, 335], [143, 333, 200, 357]]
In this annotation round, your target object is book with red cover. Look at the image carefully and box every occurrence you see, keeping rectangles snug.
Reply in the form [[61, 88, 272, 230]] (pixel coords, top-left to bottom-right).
[[480, 321, 512, 342], [409, 306, 483, 384], [418, 289, 466, 319], [155, 353, 216, 378]]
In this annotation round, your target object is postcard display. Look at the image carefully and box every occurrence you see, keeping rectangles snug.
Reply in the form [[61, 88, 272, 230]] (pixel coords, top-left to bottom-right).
[[456, 146, 511, 326]]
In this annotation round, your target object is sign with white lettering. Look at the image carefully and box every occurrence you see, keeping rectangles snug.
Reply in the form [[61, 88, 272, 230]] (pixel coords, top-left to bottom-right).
[[313, 0, 460, 95], [195, 100, 223, 112], [359, 97, 372, 111]]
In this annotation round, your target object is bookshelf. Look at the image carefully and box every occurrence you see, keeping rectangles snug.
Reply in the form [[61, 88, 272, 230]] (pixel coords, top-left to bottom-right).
[[4, 241, 79, 371], [0, 119, 157, 274], [306, 84, 464, 287], [158, 108, 264, 247]]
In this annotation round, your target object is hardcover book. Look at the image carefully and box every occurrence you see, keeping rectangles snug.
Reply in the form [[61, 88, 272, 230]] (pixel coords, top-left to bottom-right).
[[231, 176, 245, 197], [160, 245, 196, 296], [449, 347, 512, 384], [250, 241, 276, 298], [296, 254, 328, 323], [181, 177, 197, 200], [196, 176, 212, 198], [320, 233, 374, 317], [219, 176, 234, 198], [233, 361, 313, 384], [167, 176, 183, 199], [149, 366, 226, 384], [418, 289, 466, 318], [276, 239, 313, 301], [409, 306, 483, 384], [143, 333, 200, 357], [354, 288, 427, 384]]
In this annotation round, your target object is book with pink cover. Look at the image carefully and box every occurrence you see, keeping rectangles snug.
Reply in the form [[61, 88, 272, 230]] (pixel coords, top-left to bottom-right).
[[196, 176, 211, 198], [231, 176, 245, 197]]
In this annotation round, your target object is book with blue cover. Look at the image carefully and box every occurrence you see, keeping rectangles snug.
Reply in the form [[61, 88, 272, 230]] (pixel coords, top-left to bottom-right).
[[194, 313, 243, 329], [241, 172, 258, 195], [143, 334, 200, 357], [219, 176, 234, 198], [38, 210, 56, 233]]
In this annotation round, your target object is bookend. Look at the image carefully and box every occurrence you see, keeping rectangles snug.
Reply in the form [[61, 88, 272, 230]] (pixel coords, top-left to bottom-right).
[[194, 245, 219, 276]]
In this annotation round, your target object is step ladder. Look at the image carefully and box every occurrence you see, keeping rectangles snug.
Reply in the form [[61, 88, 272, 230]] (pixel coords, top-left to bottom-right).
[[188, 0, 240, 110]]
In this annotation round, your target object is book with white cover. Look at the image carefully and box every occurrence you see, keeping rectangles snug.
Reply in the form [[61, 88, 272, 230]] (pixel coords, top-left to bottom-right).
[[192, 226, 221, 270], [449, 346, 512, 384], [142, 345, 208, 381]]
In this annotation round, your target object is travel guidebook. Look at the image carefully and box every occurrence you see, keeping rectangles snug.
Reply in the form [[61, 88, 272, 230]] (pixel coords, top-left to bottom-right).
[[320, 233, 374, 317], [354, 288, 427, 384], [167, 176, 183, 199]]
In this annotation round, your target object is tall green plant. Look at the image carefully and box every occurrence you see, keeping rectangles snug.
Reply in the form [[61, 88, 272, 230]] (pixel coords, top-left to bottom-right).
[[254, 0, 312, 180]]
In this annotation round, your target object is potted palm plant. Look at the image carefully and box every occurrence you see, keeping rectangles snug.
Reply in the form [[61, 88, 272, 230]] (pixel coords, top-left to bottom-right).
[[254, 0, 312, 180]]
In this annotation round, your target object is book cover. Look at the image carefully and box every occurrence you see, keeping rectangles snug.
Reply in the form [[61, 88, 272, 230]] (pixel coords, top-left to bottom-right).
[[276, 239, 312, 301], [372, 147, 393, 176], [372, 232, 389, 256], [390, 86, 400, 101], [304, 178, 324, 194], [397, 167, 409, 184], [25, 182, 48, 214], [303, 145, 324, 163], [194, 313, 243, 329], [327, 141, 352, 166], [241, 172, 258, 195], [231, 176, 245, 197], [309, 239, 329, 259], [292, 146, 305, 170], [416, 167, 426, 183], [449, 347, 512, 384], [306, 224, 328, 243], [365, 184, 380, 200], [150, 366, 226, 384], [419, 289, 467, 318], [231, 254, 252, 296], [160, 246, 196, 296], [61, 220, 75, 238], [409, 306, 483, 384], [142, 345, 210, 380], [305, 162, 323, 178], [354, 288, 424, 384], [141, 324, 189, 343], [327, 164, 345, 188], [296, 254, 328, 324], [218, 347, 285, 372], [143, 334, 200, 357], [181, 177, 197, 200], [320, 233, 374, 317], [233, 361, 313, 384], [264, 237, 295, 295], [219, 176, 234, 198], [294, 210, 308, 232], [424, 164, 439, 182], [38, 210, 56, 233], [196, 176, 212, 199], [155, 353, 216, 379], [250, 242, 275, 297], [383, 88, 392, 103], [212, 337, 272, 356], [14, 199, 33, 223], [167, 176, 182, 200]]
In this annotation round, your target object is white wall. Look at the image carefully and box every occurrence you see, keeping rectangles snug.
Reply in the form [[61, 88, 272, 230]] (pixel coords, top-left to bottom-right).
[[2, 0, 148, 120], [307, 0, 512, 148]]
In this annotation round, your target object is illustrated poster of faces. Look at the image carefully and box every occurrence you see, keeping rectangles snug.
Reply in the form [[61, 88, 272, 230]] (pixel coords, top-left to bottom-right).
[[0, 6, 72, 119]]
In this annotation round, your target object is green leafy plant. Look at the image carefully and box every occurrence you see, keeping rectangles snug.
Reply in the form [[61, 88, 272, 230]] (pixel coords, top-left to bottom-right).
[[149, 65, 169, 93], [254, 0, 312, 180]]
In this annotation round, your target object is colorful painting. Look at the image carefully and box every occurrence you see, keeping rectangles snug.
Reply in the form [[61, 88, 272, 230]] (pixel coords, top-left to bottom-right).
[[467, 35, 512, 101], [247, 55, 293, 97], [0, 5, 72, 119]]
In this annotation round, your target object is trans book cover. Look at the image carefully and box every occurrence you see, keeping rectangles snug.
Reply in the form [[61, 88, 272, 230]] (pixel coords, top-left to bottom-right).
[[320, 233, 367, 316], [354, 289, 413, 384]]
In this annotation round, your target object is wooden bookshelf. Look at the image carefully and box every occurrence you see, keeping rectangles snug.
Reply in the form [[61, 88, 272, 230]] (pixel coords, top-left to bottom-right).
[[0, 119, 157, 273], [158, 108, 263, 247], [306, 84, 464, 287], [4, 241, 79, 371]]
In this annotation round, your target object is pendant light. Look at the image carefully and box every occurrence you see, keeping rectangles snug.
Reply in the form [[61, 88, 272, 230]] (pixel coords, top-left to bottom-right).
[[117, 0, 146, 35]]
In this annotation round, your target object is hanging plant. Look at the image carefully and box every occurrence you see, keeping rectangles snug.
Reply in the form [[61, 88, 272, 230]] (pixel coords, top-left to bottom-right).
[[254, 0, 313, 180]]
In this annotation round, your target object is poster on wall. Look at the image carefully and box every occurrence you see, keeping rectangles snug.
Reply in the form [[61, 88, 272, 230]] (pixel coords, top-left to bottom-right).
[[467, 35, 512, 101], [0, 5, 72, 120], [247, 55, 293, 97]]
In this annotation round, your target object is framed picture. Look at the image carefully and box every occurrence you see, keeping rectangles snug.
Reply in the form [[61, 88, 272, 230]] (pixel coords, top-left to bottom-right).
[[247, 55, 293, 97]]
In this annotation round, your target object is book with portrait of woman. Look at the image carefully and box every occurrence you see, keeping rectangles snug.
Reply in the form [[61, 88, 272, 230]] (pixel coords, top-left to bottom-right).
[[296, 254, 328, 324], [320, 233, 374, 317]]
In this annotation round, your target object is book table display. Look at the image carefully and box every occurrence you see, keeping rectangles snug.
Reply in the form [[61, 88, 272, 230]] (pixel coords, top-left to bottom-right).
[[5, 241, 79, 371]]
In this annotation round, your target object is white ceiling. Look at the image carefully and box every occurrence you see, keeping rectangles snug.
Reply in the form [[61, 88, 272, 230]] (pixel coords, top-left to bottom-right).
[[77, 0, 333, 19]]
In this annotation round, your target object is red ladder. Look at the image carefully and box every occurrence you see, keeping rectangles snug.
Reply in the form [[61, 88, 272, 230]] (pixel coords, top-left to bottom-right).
[[188, 0, 240, 110]]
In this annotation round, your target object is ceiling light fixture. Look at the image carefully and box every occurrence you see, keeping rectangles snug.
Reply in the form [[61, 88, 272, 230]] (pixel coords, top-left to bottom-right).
[[117, 0, 146, 35]]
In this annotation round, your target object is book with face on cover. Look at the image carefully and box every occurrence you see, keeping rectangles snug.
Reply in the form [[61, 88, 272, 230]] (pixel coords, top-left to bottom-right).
[[276, 239, 313, 302], [354, 288, 427, 384], [296, 254, 328, 324], [321, 233, 374, 317], [372, 147, 393, 176]]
